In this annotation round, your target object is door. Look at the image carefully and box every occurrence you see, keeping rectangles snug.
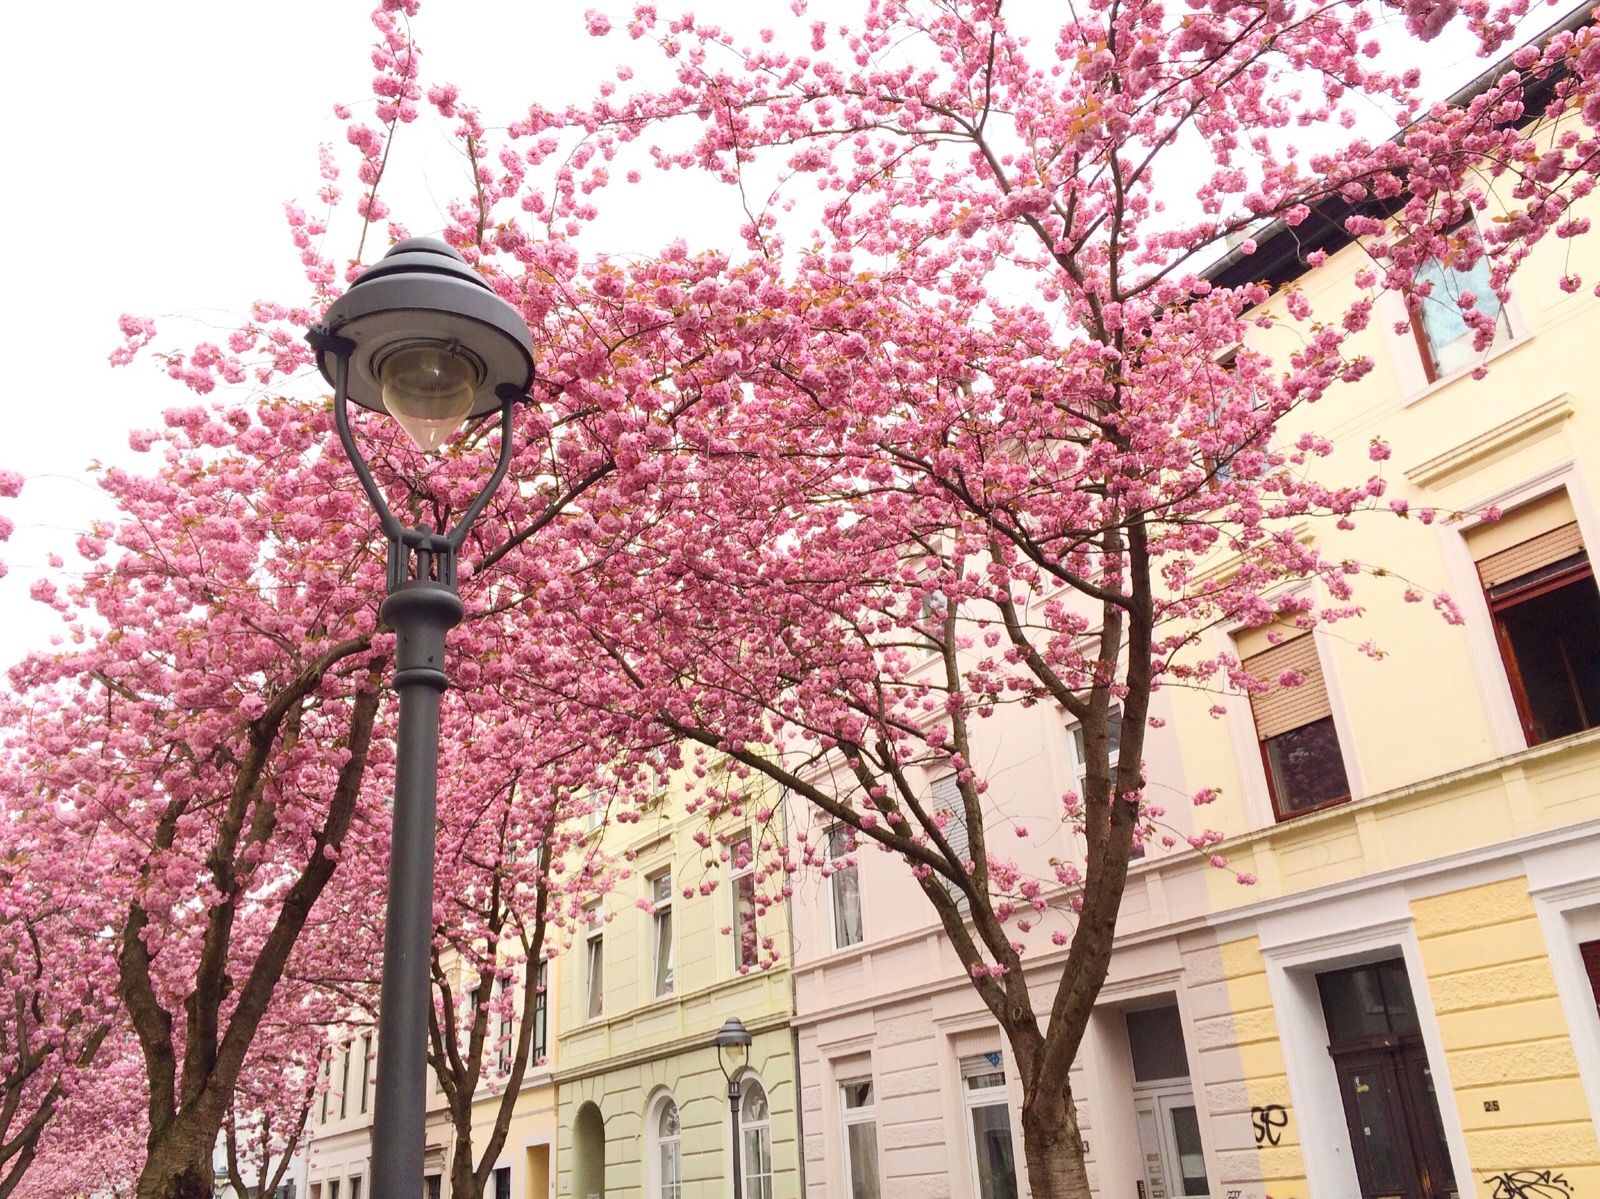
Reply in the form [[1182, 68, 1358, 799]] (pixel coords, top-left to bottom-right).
[[1332, 1052, 1423, 1199], [1319, 960, 1459, 1199], [1135, 1092, 1210, 1199]]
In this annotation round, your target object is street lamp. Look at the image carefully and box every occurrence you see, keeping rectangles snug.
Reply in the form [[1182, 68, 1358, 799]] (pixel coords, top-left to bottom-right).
[[307, 238, 534, 1199], [713, 1017, 754, 1199]]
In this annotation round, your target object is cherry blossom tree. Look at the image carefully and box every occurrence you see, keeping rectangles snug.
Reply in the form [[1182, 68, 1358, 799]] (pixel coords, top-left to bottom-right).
[[382, 0, 1600, 1194], [13, 1, 1600, 1198]]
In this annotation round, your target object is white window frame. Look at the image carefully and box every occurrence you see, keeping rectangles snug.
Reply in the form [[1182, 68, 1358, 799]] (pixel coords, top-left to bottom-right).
[[358, 1032, 371, 1114], [739, 1074, 775, 1199], [825, 824, 865, 950], [960, 1052, 1020, 1199], [337, 1042, 350, 1120], [650, 867, 675, 998], [646, 1091, 682, 1199], [730, 830, 760, 973], [839, 1076, 881, 1199], [1437, 462, 1600, 758], [1527, 835, 1600, 1147], [1377, 219, 1531, 405], [495, 975, 513, 1076], [928, 773, 970, 903], [584, 904, 604, 1022]]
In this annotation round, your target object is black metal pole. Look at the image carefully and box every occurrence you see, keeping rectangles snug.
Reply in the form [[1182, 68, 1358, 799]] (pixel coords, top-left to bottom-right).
[[729, 1075, 744, 1199], [369, 579, 464, 1199]]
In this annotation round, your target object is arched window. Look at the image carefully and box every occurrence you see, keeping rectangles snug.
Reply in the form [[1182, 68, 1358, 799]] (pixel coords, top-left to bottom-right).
[[648, 1094, 681, 1199], [740, 1077, 774, 1199]]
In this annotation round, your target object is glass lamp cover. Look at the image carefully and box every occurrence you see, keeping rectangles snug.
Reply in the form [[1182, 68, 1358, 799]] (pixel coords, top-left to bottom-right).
[[379, 344, 478, 452]]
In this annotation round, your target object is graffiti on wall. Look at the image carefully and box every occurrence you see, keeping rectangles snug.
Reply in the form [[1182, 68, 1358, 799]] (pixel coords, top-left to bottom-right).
[[1487, 1172, 1574, 1199], [1250, 1105, 1288, 1147]]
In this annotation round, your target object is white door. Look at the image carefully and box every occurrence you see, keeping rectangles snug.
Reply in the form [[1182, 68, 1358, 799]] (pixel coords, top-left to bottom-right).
[[1135, 1091, 1210, 1199]]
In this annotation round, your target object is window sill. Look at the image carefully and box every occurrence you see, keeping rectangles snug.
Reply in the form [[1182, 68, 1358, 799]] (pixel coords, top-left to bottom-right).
[[1272, 793, 1353, 823], [1402, 329, 1533, 408]]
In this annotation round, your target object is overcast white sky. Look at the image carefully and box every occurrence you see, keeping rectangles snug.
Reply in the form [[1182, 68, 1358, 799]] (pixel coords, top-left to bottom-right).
[[0, 1, 1548, 669]]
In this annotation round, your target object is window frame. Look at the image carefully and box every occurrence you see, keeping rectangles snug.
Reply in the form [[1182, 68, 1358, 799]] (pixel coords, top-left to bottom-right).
[[358, 1033, 371, 1114], [960, 1053, 1020, 1199], [584, 904, 605, 1022], [839, 1077, 882, 1199], [1407, 231, 1513, 385], [649, 868, 675, 998], [1065, 705, 1144, 858], [531, 961, 548, 1062], [730, 830, 760, 973], [825, 824, 865, 950], [496, 975, 514, 1076], [1228, 622, 1360, 823], [647, 1091, 683, 1199], [739, 1074, 775, 1199]]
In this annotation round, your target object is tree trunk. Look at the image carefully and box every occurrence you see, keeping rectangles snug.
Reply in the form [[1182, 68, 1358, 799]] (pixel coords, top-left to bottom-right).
[[1021, 1077, 1093, 1199], [137, 1115, 218, 1199], [450, 1112, 480, 1199]]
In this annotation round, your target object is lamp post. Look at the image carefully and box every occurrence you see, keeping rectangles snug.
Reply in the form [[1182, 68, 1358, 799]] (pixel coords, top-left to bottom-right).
[[713, 1017, 754, 1199], [307, 239, 534, 1199]]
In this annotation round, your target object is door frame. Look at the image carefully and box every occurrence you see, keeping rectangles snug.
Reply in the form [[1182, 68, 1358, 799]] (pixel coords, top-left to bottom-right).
[[1258, 911, 1472, 1199]]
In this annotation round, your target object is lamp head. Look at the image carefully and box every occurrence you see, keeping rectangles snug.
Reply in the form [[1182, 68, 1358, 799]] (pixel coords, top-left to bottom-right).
[[311, 238, 534, 452], [712, 1017, 753, 1081]]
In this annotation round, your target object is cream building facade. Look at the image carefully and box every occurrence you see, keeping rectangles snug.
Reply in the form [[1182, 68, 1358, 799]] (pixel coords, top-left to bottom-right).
[[554, 781, 800, 1199], [301, 960, 558, 1199], [786, 17, 1600, 1199]]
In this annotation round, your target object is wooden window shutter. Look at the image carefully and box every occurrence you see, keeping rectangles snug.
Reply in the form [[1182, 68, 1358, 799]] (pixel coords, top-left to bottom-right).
[[1581, 939, 1600, 1019], [1475, 522, 1585, 589], [1242, 633, 1333, 740], [1466, 490, 1587, 588]]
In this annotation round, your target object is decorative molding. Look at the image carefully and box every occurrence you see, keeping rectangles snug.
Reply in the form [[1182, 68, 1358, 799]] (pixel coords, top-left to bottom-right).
[[550, 1009, 793, 1085], [1186, 522, 1313, 591], [1403, 394, 1575, 489]]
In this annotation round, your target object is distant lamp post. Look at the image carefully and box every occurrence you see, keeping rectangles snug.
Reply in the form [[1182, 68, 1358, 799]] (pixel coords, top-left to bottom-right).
[[713, 1017, 755, 1199], [306, 238, 533, 1199]]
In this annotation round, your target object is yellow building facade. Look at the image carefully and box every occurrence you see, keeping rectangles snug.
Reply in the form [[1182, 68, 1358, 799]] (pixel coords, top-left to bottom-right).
[[553, 782, 799, 1199], [1162, 47, 1600, 1199]]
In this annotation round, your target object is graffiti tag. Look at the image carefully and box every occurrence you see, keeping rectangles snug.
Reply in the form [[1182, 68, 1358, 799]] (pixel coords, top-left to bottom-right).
[[1250, 1105, 1288, 1147], [1487, 1172, 1573, 1199]]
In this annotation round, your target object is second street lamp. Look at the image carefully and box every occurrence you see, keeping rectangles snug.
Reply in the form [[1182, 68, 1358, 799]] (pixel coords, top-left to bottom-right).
[[308, 238, 534, 1199], [713, 1017, 755, 1199]]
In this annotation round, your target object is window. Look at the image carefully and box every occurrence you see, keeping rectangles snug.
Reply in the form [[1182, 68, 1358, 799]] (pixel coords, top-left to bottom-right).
[[327, 1182, 340, 1199], [650, 870, 675, 997], [319, 1057, 330, 1124], [425, 1176, 441, 1199], [1410, 232, 1511, 382], [930, 774, 970, 899], [337, 1043, 350, 1120], [584, 905, 604, 1021], [493, 1167, 510, 1199], [1068, 707, 1143, 859], [347, 1179, 361, 1199], [1239, 629, 1350, 818], [961, 1055, 1019, 1199], [1201, 350, 1267, 484], [741, 1077, 774, 1199], [531, 962, 548, 1062], [826, 824, 864, 949], [359, 1033, 371, 1114], [651, 1095, 682, 1199], [840, 1078, 882, 1199], [496, 976, 514, 1075], [731, 831, 760, 972], [1466, 490, 1600, 746]]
